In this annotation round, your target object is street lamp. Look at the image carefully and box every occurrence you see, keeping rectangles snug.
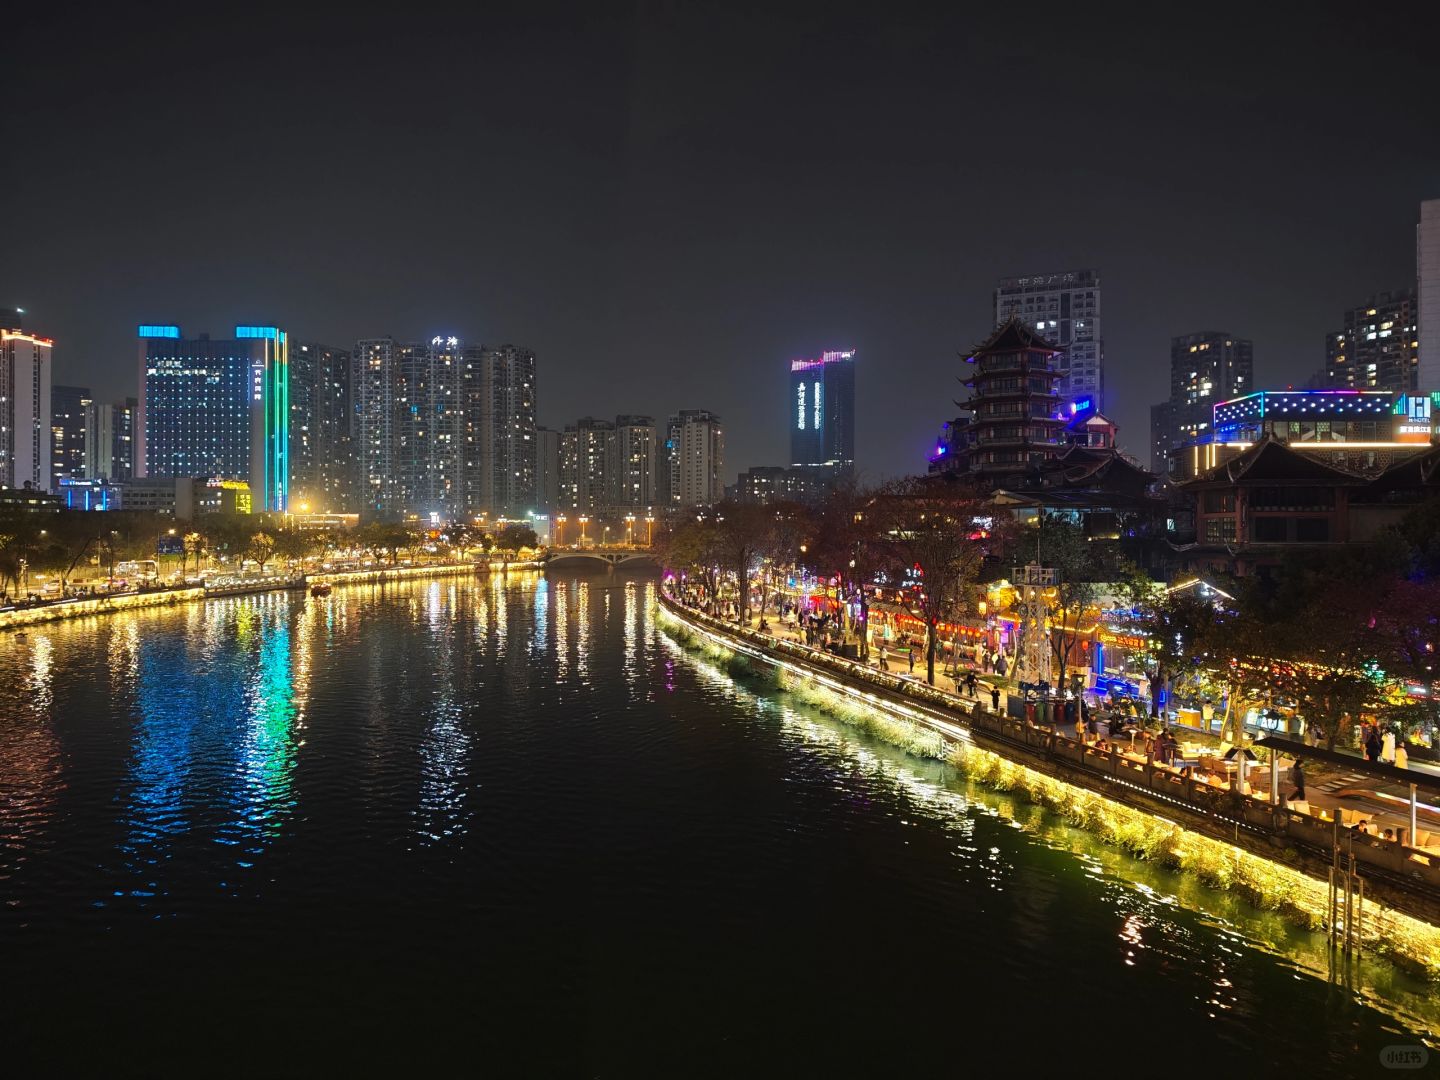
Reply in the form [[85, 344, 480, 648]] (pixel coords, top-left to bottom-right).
[[645, 515, 654, 546], [579, 515, 589, 546], [556, 514, 567, 546], [624, 514, 635, 545]]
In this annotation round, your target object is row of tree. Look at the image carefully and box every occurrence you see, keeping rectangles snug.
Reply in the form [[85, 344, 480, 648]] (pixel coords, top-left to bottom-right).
[[0, 511, 542, 598], [659, 478, 1024, 684], [1123, 540, 1440, 750], [659, 479, 1440, 746]]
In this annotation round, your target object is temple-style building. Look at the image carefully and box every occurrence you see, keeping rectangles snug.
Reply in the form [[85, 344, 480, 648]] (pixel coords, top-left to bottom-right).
[[955, 316, 1067, 486]]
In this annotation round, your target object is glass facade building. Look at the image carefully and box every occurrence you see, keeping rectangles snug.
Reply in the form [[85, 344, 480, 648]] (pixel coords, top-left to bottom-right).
[[138, 325, 290, 512], [788, 350, 855, 480]]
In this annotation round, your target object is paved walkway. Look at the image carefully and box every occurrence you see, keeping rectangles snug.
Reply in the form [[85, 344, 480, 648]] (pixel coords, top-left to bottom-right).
[[740, 609, 1440, 850]]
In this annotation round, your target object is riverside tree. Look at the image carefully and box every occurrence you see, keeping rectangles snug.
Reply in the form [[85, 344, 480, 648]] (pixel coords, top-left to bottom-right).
[[889, 477, 991, 686]]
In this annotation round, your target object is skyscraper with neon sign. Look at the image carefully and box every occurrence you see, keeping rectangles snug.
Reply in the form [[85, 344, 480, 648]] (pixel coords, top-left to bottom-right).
[[788, 349, 855, 481], [137, 324, 290, 511]]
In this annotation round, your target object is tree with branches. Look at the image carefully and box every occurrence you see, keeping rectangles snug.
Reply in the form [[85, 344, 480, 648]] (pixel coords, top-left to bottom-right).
[[888, 478, 990, 685]]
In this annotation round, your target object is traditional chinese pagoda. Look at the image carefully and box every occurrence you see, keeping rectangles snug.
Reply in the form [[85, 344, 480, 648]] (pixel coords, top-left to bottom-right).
[[956, 315, 1067, 486]]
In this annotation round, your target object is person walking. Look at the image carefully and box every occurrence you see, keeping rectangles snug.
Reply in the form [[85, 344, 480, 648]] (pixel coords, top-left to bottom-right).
[[879, 645, 889, 672], [907, 648, 916, 675], [1365, 726, 1383, 763], [965, 671, 977, 698], [990, 685, 1001, 714], [1290, 759, 1306, 802]]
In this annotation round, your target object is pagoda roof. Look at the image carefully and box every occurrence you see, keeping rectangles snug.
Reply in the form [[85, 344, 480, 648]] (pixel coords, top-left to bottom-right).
[[1365, 444, 1440, 491], [965, 314, 1061, 359], [1186, 435, 1366, 486]]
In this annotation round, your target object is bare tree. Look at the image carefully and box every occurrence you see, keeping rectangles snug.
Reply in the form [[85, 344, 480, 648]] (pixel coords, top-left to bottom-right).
[[889, 478, 991, 685]]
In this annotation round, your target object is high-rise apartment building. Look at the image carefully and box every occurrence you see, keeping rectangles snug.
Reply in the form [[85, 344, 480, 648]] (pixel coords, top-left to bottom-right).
[[789, 350, 855, 480], [87, 398, 138, 481], [670, 409, 724, 507], [1148, 401, 1175, 474], [290, 342, 355, 513], [51, 384, 91, 481], [558, 416, 615, 513], [659, 416, 681, 508], [1, 318, 53, 492], [613, 415, 656, 509], [112, 397, 137, 481], [1325, 292, 1419, 393], [354, 337, 396, 514], [994, 269, 1103, 410], [138, 324, 290, 511], [536, 426, 561, 513], [1150, 332, 1254, 468], [1419, 199, 1440, 391], [354, 335, 462, 519], [463, 344, 537, 518]]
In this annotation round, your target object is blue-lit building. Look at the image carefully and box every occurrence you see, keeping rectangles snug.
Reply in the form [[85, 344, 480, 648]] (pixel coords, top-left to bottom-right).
[[137, 324, 290, 512], [1167, 389, 1440, 481], [789, 350, 855, 481], [1212, 389, 1396, 443]]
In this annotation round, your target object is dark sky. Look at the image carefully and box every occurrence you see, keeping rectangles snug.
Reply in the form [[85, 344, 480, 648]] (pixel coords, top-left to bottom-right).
[[4, 3, 1437, 483]]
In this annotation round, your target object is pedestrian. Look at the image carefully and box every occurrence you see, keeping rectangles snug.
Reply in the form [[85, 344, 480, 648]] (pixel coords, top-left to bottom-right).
[[879, 645, 889, 671], [965, 671, 977, 697], [1395, 741, 1409, 770], [990, 685, 1001, 714], [1365, 727, 1383, 763], [907, 648, 915, 675], [1381, 726, 1396, 765]]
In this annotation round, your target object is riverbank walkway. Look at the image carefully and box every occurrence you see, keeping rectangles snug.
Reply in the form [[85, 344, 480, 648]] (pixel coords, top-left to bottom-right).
[[711, 604, 1440, 856]]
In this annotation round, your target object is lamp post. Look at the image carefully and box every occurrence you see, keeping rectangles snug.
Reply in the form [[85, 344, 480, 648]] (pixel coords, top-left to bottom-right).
[[579, 515, 589, 546], [556, 514, 567, 547], [645, 515, 654, 546], [624, 514, 635, 546]]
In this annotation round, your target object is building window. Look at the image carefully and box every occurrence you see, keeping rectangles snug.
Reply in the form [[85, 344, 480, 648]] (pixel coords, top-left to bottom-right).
[[1204, 517, 1237, 543]]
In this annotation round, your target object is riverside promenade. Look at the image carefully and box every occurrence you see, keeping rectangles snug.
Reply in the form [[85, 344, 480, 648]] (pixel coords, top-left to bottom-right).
[[0, 559, 545, 632], [659, 588, 1440, 933]]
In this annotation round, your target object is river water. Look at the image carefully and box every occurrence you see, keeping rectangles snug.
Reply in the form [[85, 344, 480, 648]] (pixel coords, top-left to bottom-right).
[[1, 571, 1434, 1076]]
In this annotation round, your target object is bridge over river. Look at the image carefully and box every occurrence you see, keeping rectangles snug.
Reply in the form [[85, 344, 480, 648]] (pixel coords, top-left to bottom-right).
[[542, 545, 659, 569]]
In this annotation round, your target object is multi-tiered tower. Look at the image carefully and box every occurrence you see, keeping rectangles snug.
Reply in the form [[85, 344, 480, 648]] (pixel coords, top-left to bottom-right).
[[958, 316, 1065, 487]]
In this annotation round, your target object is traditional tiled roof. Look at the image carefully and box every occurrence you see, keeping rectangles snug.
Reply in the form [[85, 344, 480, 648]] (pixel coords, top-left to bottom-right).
[[965, 314, 1060, 358], [1186, 435, 1366, 485]]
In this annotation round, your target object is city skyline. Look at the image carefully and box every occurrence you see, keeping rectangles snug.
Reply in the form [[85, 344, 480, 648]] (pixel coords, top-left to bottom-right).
[[3, 8, 1435, 483]]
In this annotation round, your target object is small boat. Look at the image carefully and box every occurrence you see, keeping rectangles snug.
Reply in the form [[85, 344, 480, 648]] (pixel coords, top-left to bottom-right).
[[309, 583, 332, 597]]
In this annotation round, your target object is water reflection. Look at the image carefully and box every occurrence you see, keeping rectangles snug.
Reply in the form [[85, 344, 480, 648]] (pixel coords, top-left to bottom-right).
[[0, 634, 63, 884], [236, 617, 299, 847], [416, 584, 469, 845], [659, 626, 1440, 1039]]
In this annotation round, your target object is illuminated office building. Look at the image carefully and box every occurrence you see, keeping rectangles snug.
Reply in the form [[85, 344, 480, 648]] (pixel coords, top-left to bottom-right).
[[85, 396, 138, 482], [788, 350, 855, 482], [51, 384, 91, 480], [138, 324, 290, 512]]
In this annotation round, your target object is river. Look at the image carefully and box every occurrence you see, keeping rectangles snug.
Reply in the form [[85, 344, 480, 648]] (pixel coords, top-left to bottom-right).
[[0, 571, 1434, 1076]]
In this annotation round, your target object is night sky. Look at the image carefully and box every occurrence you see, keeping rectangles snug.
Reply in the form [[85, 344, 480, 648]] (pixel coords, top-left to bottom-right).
[[4, 4, 1437, 482]]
